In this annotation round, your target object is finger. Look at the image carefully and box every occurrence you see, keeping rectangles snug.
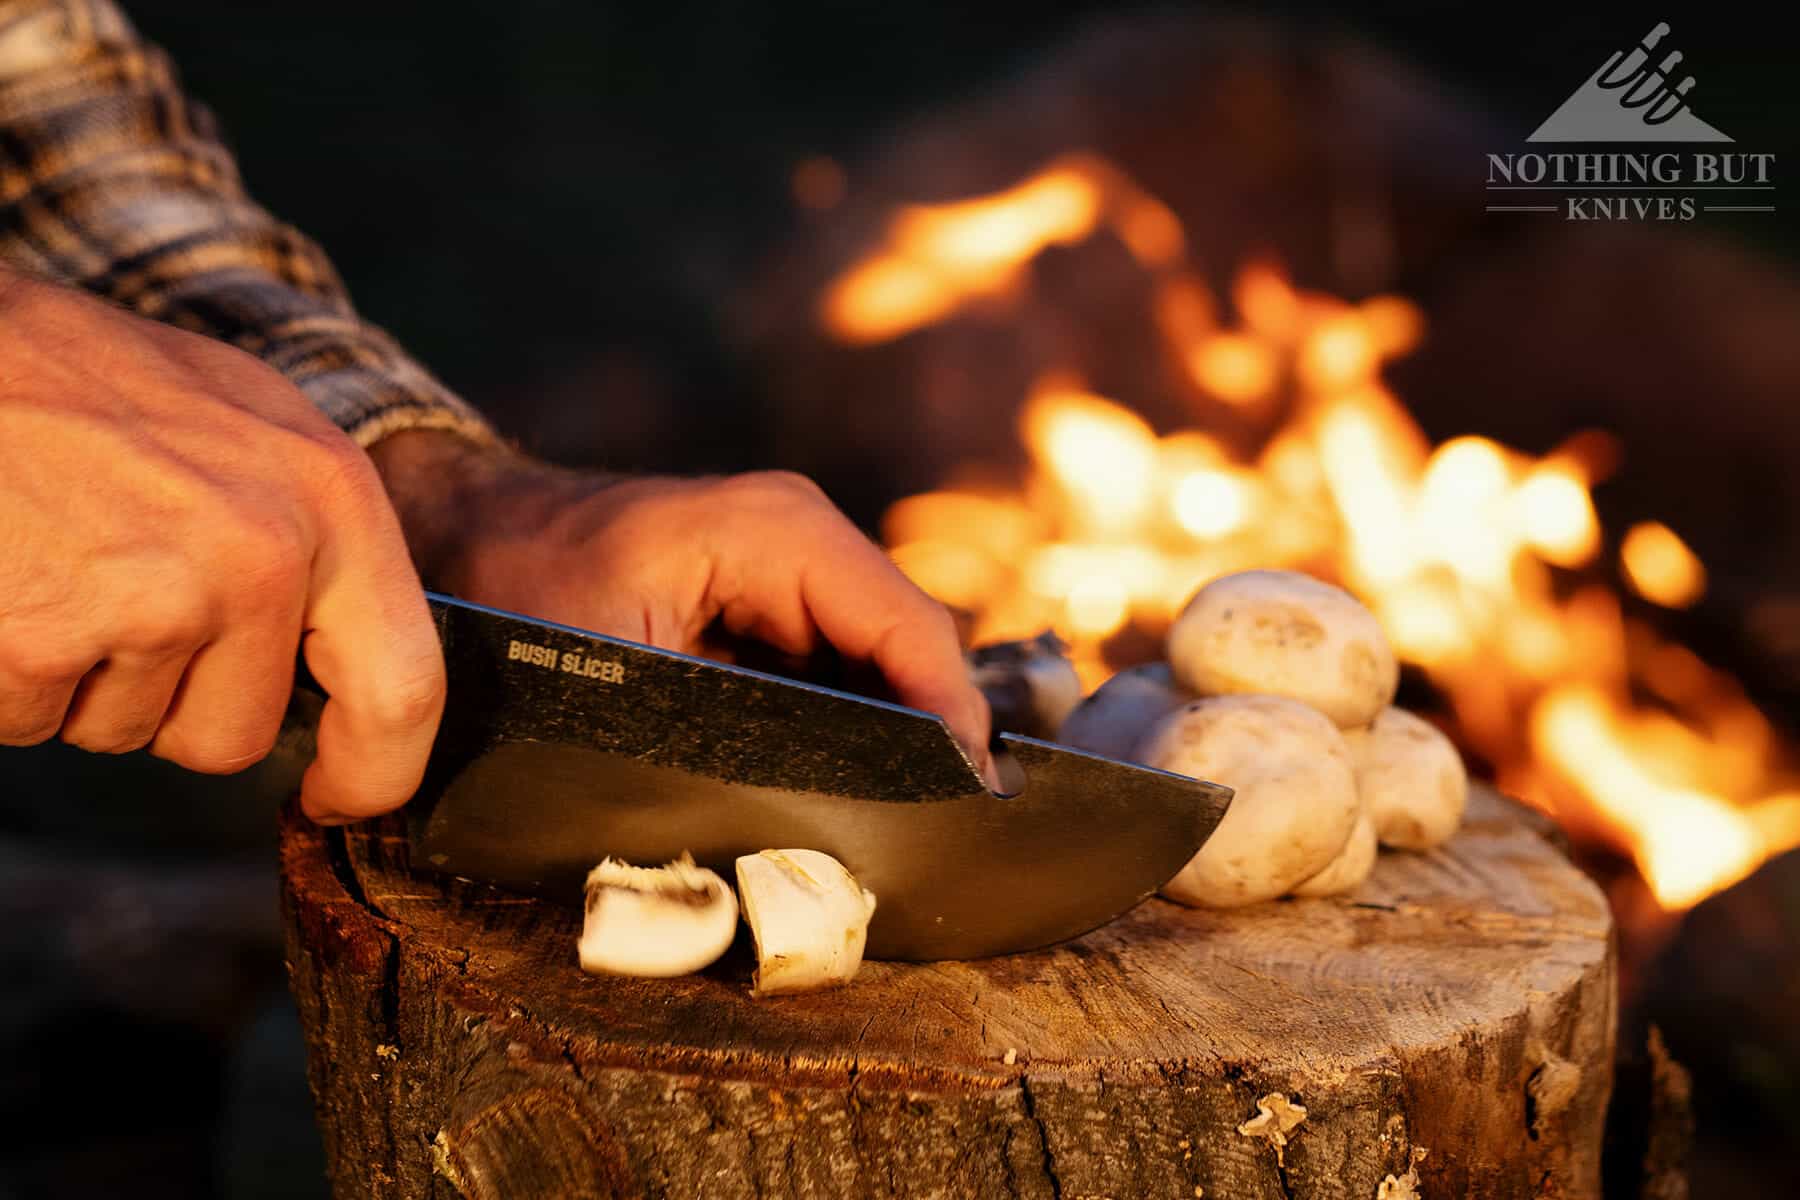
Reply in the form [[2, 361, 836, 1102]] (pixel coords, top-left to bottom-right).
[[151, 622, 300, 773], [786, 522, 994, 779], [0, 655, 88, 746], [60, 650, 193, 754], [298, 492, 445, 823], [716, 591, 818, 659]]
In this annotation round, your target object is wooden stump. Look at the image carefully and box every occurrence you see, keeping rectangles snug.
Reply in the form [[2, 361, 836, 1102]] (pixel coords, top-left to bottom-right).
[[281, 786, 1615, 1199]]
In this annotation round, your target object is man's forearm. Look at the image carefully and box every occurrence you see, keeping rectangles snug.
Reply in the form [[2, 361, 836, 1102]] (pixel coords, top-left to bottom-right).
[[0, 0, 494, 449]]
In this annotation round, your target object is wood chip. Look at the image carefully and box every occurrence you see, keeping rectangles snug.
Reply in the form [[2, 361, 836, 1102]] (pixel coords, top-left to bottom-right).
[[1378, 1146, 1429, 1199], [1236, 1092, 1307, 1166]]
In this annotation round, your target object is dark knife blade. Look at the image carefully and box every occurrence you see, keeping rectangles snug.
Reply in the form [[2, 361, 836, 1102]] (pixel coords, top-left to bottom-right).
[[394, 594, 1232, 961]]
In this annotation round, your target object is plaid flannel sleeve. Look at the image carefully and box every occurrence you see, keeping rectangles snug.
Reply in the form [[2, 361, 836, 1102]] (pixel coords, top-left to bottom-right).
[[0, 0, 497, 447]]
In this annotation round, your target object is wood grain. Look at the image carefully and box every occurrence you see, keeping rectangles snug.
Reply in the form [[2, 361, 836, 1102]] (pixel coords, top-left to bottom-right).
[[281, 785, 1615, 1199]]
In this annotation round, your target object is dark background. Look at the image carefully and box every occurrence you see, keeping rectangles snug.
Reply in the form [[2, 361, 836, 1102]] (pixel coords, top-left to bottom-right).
[[125, 0, 1800, 472], [5, 2, 1798, 1196]]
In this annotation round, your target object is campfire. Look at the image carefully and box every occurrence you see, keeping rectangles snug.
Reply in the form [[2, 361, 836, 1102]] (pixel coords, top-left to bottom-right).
[[816, 155, 1800, 916]]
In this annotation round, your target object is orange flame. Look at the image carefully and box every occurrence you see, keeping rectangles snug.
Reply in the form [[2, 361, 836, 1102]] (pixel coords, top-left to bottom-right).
[[1531, 684, 1800, 907], [821, 157, 1800, 912], [819, 157, 1106, 343]]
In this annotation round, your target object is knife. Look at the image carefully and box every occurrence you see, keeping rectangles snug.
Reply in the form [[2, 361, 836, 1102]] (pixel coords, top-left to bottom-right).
[[304, 593, 1233, 961]]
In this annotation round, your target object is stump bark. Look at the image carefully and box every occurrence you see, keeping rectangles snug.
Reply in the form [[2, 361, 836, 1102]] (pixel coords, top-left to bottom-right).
[[281, 786, 1615, 1199]]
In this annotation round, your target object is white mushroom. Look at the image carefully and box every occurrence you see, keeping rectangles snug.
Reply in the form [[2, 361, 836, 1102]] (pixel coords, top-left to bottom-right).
[[1345, 707, 1468, 850], [1139, 695, 1359, 906], [1055, 662, 1193, 762], [1166, 570, 1397, 728], [1289, 808, 1377, 897], [578, 853, 738, 978], [735, 849, 877, 996]]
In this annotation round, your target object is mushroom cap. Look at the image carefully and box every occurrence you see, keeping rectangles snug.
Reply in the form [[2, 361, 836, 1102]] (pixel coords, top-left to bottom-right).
[[1166, 570, 1397, 728], [1139, 694, 1359, 907], [970, 632, 1083, 740], [578, 855, 739, 977], [1290, 808, 1378, 897], [1055, 661, 1193, 762], [736, 849, 878, 996], [1346, 707, 1468, 850]]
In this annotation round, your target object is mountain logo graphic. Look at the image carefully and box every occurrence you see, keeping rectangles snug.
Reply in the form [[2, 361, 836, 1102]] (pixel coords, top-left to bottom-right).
[[1528, 22, 1732, 142]]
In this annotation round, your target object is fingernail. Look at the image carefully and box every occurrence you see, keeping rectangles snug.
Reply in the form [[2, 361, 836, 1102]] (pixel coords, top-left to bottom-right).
[[958, 742, 1003, 792]]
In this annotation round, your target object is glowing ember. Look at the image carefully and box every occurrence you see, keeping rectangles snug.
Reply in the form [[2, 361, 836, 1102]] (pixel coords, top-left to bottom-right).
[[822, 157, 1800, 912], [1188, 333, 1279, 406], [1620, 520, 1708, 609], [1173, 470, 1252, 539], [1515, 465, 1600, 565]]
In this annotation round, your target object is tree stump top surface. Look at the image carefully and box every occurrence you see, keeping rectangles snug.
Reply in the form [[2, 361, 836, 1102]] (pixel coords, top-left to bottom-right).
[[319, 786, 1608, 1088]]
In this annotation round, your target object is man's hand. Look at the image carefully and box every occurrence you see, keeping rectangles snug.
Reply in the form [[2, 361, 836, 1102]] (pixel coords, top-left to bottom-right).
[[370, 431, 994, 778], [0, 271, 444, 821]]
